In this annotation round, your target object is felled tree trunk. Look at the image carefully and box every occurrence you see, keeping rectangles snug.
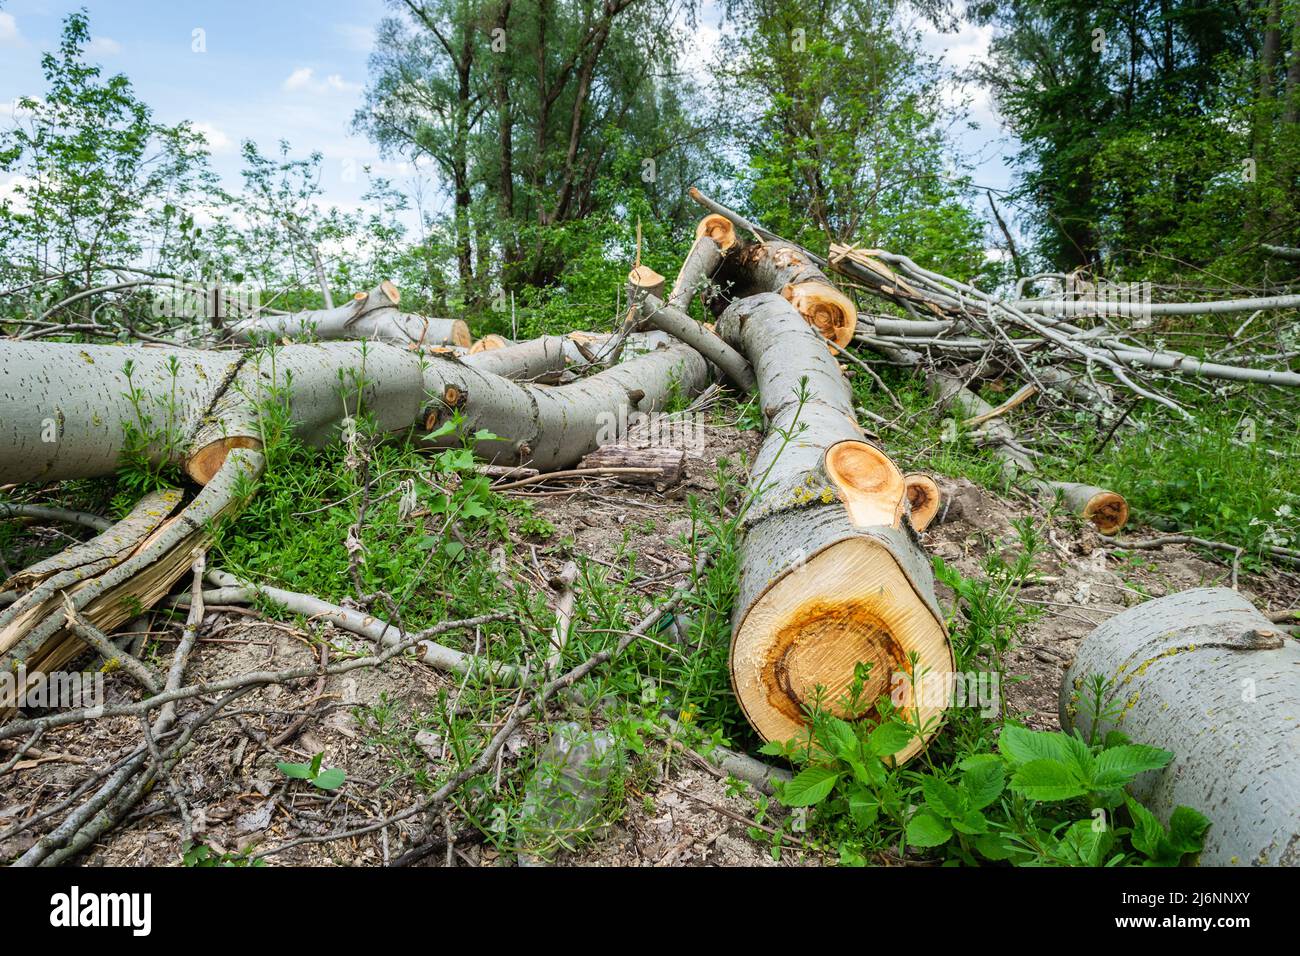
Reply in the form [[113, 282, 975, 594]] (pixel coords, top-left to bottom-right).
[[712, 241, 859, 350], [927, 371, 1129, 534], [1062, 588, 1300, 866], [0, 337, 708, 713], [666, 215, 737, 312], [228, 281, 471, 349], [717, 293, 952, 761]]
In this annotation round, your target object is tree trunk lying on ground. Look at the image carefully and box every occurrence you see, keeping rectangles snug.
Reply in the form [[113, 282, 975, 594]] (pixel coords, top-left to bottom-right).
[[1062, 588, 1300, 866], [228, 280, 472, 349], [927, 371, 1129, 534], [717, 292, 952, 761], [712, 240, 859, 350], [0, 337, 708, 716]]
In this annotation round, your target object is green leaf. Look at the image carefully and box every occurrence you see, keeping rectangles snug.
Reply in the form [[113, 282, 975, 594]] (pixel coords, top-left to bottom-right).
[[961, 760, 1006, 810], [277, 761, 313, 780], [1166, 805, 1210, 856], [997, 724, 1071, 766], [443, 540, 465, 560], [1092, 744, 1173, 788], [821, 717, 859, 761], [906, 810, 953, 848], [781, 766, 841, 807], [425, 420, 456, 440], [973, 832, 1016, 861], [1125, 797, 1165, 859], [848, 790, 879, 828], [867, 720, 913, 758], [312, 768, 346, 791], [309, 751, 323, 776], [1062, 818, 1113, 867], [1009, 759, 1087, 802], [921, 776, 966, 819]]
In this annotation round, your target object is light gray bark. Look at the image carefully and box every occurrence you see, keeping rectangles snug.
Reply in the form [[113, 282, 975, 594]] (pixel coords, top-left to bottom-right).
[[1062, 587, 1300, 866], [0, 338, 710, 485], [668, 234, 725, 312], [634, 291, 755, 391], [228, 282, 470, 349]]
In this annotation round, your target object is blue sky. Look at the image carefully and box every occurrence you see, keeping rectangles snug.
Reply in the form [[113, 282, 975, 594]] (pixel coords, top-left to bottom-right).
[[0, 0, 1018, 235]]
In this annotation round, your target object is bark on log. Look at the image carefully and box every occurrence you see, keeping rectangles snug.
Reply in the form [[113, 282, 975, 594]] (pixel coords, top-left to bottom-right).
[[228, 281, 471, 349], [665, 216, 735, 312], [717, 292, 952, 761], [714, 241, 859, 350], [926, 371, 1129, 534], [0, 338, 709, 486], [631, 286, 756, 391], [1061, 587, 1300, 866], [578, 444, 686, 489]]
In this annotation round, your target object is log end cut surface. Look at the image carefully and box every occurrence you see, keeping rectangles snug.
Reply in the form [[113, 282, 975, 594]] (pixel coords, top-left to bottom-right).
[[732, 535, 952, 763], [1082, 490, 1129, 535], [784, 282, 857, 349], [186, 435, 264, 485], [694, 214, 737, 251]]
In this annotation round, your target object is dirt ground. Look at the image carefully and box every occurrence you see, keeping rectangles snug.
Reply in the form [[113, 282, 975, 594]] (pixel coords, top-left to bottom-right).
[[3, 418, 1297, 868]]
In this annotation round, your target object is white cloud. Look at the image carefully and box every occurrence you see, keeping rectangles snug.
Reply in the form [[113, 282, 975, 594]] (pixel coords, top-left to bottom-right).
[[335, 23, 376, 53], [0, 174, 35, 216], [0, 12, 22, 47], [87, 36, 122, 57], [193, 121, 235, 155], [282, 67, 362, 96]]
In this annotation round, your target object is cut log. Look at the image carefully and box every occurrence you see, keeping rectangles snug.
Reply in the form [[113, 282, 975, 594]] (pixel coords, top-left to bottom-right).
[[926, 370, 1129, 534], [578, 444, 686, 489], [1061, 588, 1300, 866], [903, 473, 941, 532], [469, 334, 512, 353], [717, 292, 952, 761], [228, 281, 471, 349], [626, 265, 666, 302], [715, 241, 858, 350], [0, 336, 709, 714], [665, 216, 735, 312]]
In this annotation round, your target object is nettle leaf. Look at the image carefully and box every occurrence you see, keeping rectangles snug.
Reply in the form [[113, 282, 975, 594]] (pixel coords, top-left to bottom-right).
[[443, 540, 465, 560], [460, 500, 491, 520], [973, 833, 1016, 861], [921, 776, 966, 819], [425, 420, 456, 440], [1166, 805, 1211, 856], [1060, 733, 1096, 783], [781, 766, 841, 807], [849, 755, 885, 787], [1009, 759, 1088, 802], [961, 760, 1006, 810], [1125, 796, 1165, 859], [276, 761, 313, 780], [1093, 744, 1173, 788], [472, 428, 500, 442], [849, 791, 879, 828], [997, 724, 1072, 766], [312, 768, 346, 791], [951, 810, 989, 836], [906, 809, 953, 848], [821, 717, 860, 761], [867, 720, 913, 758], [1062, 818, 1113, 867]]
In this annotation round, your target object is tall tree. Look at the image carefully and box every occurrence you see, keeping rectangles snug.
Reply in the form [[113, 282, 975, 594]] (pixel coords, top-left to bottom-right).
[[721, 0, 989, 280]]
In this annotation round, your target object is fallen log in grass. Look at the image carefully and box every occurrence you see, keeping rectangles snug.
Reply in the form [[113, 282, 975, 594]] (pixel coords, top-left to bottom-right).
[[927, 371, 1129, 534], [229, 280, 471, 349], [718, 292, 951, 761], [0, 337, 709, 718], [1062, 588, 1300, 866]]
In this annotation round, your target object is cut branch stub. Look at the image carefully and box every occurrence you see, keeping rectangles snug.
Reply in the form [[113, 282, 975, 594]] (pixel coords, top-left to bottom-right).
[[718, 293, 952, 761], [694, 213, 737, 252], [903, 474, 941, 532]]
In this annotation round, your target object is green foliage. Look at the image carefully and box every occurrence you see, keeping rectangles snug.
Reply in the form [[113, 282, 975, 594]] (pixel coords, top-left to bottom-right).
[[972, 0, 1295, 278], [182, 842, 266, 868], [277, 751, 347, 791], [763, 556, 1210, 867], [722, 0, 993, 282]]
